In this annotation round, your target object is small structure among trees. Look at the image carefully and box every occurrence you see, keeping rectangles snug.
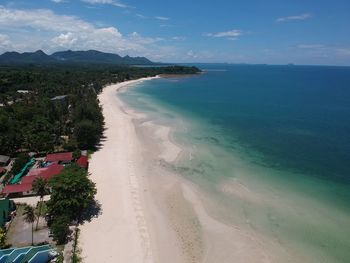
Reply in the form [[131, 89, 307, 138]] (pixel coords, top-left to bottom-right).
[[0, 198, 15, 228], [0, 155, 10, 167]]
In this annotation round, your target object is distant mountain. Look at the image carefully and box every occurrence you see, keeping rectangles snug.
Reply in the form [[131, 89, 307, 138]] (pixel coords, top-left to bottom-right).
[[0, 50, 56, 64], [0, 50, 154, 65]]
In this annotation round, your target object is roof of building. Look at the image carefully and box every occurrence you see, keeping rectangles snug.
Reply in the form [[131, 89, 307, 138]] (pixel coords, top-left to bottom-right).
[[0, 198, 14, 227], [45, 152, 73, 162], [0, 245, 53, 263], [77, 156, 89, 168], [22, 164, 64, 184], [0, 155, 10, 163], [50, 95, 67, 101], [27, 167, 49, 177], [0, 167, 6, 174], [21, 176, 41, 185], [2, 183, 32, 195], [0, 198, 13, 212]]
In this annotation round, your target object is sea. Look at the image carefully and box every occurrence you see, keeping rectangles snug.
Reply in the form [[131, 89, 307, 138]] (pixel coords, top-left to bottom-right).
[[120, 64, 350, 263]]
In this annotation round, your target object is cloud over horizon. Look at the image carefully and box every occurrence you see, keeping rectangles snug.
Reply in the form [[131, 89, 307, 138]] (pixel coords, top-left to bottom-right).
[[0, 1, 348, 65], [276, 13, 312, 22], [205, 29, 242, 40], [0, 6, 175, 59], [155, 16, 170, 21], [81, 0, 129, 8]]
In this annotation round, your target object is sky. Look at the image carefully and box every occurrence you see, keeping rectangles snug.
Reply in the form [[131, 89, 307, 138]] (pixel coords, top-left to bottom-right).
[[0, 0, 349, 65]]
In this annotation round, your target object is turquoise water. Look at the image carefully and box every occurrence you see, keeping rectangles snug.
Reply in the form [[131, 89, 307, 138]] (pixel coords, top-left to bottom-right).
[[120, 65, 350, 262]]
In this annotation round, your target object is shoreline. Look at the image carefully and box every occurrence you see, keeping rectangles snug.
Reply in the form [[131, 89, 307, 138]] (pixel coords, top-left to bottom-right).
[[79, 77, 159, 263], [79, 76, 190, 263], [79, 76, 289, 263]]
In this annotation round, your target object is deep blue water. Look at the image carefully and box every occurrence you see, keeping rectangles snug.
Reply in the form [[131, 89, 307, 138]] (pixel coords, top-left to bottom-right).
[[133, 65, 350, 182]]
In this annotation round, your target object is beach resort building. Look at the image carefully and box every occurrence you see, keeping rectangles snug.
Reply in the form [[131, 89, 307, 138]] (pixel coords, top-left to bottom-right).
[[0, 156, 10, 167], [45, 152, 73, 165], [2, 163, 64, 198], [1, 152, 86, 197], [1, 184, 33, 198], [77, 155, 89, 169], [0, 245, 58, 262], [0, 198, 15, 228], [16, 90, 30, 94], [50, 95, 67, 101]]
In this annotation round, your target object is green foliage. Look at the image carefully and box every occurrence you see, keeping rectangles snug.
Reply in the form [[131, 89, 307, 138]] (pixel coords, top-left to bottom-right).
[[72, 228, 81, 263], [46, 164, 96, 244], [32, 177, 49, 230], [23, 205, 36, 245], [23, 205, 35, 225], [11, 153, 29, 175], [32, 177, 49, 198], [0, 228, 6, 248], [74, 120, 101, 150], [0, 65, 201, 155], [50, 215, 71, 245], [72, 150, 81, 160]]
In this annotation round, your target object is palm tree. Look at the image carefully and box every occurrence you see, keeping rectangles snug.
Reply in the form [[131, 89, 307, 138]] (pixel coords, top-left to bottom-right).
[[23, 205, 36, 246], [32, 177, 49, 230]]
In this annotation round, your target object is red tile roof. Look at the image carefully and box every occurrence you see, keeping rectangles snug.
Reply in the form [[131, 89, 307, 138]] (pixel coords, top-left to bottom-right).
[[27, 167, 48, 176], [2, 183, 32, 195], [0, 167, 6, 174], [39, 164, 64, 178], [21, 176, 41, 185], [23, 164, 64, 184], [45, 152, 73, 162], [77, 156, 89, 169]]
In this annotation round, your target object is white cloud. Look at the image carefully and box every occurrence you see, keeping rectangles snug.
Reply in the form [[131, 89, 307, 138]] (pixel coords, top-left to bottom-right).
[[128, 31, 164, 45], [297, 44, 324, 49], [81, 0, 128, 8], [51, 0, 65, 3], [0, 33, 12, 52], [155, 16, 169, 21], [0, 6, 176, 59], [205, 29, 242, 40], [186, 50, 198, 59], [136, 13, 147, 19], [0, 7, 96, 33], [83, 0, 113, 3], [171, 36, 186, 41], [276, 13, 312, 22], [52, 32, 78, 46]]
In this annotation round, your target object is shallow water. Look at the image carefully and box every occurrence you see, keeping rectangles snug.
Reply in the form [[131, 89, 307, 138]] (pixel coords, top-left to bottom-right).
[[119, 65, 350, 262]]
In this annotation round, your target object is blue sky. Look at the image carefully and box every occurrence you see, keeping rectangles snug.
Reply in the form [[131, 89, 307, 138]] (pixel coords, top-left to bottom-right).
[[0, 0, 349, 65]]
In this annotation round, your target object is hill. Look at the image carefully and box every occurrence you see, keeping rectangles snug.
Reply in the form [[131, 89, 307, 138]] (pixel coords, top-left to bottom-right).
[[0, 50, 154, 65]]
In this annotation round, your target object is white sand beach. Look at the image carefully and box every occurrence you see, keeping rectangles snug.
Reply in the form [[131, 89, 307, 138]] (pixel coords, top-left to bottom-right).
[[79, 77, 187, 263], [79, 77, 287, 263]]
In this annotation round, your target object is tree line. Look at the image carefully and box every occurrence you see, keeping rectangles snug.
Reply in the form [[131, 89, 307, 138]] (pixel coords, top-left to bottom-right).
[[0, 64, 200, 155]]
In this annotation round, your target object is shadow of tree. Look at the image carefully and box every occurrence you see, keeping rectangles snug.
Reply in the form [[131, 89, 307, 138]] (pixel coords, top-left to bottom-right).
[[79, 199, 102, 224]]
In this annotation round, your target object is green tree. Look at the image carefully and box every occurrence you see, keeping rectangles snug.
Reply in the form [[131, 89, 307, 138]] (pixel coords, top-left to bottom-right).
[[11, 153, 29, 175], [32, 177, 49, 230], [23, 205, 36, 246], [0, 65, 199, 155], [74, 120, 101, 149], [50, 215, 71, 245], [46, 164, 96, 243], [0, 228, 6, 248]]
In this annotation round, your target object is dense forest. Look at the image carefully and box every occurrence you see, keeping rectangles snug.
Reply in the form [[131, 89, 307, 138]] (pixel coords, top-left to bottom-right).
[[0, 65, 200, 156]]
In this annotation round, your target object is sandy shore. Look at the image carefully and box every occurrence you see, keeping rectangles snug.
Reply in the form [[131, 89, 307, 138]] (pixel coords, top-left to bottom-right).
[[79, 77, 187, 263], [79, 76, 287, 263]]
